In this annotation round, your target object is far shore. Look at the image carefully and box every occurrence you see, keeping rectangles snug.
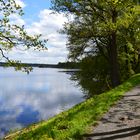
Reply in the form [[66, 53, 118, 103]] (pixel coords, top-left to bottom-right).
[[0, 62, 80, 69]]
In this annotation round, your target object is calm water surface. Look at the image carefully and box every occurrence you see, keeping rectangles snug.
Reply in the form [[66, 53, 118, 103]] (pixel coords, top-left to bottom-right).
[[0, 67, 84, 138]]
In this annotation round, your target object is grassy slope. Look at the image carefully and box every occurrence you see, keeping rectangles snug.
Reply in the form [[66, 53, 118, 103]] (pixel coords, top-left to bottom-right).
[[5, 74, 140, 140]]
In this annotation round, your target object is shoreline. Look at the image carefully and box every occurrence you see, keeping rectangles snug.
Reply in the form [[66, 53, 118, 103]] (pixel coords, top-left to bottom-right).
[[4, 74, 140, 140]]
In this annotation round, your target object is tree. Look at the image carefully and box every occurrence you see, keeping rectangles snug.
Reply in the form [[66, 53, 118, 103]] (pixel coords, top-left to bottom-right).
[[0, 0, 47, 72], [72, 55, 110, 97], [51, 0, 140, 87]]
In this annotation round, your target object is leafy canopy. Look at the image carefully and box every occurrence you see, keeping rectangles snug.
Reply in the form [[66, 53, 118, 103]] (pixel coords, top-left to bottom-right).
[[0, 0, 47, 72], [52, 0, 140, 89]]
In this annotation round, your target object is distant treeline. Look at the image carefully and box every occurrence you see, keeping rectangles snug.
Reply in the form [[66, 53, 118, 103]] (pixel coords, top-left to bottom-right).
[[0, 62, 80, 69], [57, 62, 80, 69]]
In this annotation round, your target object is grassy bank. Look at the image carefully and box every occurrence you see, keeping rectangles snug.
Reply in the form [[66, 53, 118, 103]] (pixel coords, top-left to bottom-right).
[[5, 74, 140, 140]]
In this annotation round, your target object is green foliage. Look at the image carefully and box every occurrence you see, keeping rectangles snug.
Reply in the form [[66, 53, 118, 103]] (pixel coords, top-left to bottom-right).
[[0, 0, 47, 73], [5, 73, 140, 140], [71, 55, 111, 97], [51, 0, 140, 87], [57, 61, 80, 69]]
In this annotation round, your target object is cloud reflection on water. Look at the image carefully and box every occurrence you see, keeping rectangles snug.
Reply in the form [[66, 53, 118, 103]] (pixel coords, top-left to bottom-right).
[[0, 67, 84, 138]]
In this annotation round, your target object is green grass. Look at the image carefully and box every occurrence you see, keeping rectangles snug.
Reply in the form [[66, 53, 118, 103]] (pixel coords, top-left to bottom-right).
[[5, 74, 140, 140]]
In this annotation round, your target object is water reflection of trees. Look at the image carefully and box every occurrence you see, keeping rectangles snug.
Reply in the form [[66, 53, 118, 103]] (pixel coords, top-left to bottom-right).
[[70, 56, 111, 98]]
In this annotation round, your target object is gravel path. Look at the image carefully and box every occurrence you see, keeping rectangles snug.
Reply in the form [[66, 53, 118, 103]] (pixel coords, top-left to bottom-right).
[[84, 86, 140, 140]]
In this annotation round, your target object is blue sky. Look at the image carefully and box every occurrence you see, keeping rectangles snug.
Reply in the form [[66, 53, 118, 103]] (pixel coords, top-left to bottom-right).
[[7, 0, 68, 64], [23, 0, 51, 23]]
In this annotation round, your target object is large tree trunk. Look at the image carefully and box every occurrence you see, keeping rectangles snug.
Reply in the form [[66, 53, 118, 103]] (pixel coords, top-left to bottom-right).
[[109, 9, 120, 87], [124, 45, 129, 76], [110, 31, 120, 87]]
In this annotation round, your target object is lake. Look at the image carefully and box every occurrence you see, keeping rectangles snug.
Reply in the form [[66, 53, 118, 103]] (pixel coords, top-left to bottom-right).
[[0, 67, 84, 138]]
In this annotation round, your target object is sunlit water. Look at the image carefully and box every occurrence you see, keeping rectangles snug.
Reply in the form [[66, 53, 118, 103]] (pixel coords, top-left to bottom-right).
[[0, 67, 84, 138]]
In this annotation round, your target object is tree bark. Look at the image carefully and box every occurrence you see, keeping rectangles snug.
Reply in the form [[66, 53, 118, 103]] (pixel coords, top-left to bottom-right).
[[124, 45, 129, 74], [109, 9, 120, 87], [109, 32, 120, 87]]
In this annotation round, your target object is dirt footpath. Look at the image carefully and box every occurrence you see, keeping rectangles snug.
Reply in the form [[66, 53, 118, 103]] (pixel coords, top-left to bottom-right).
[[84, 86, 140, 140]]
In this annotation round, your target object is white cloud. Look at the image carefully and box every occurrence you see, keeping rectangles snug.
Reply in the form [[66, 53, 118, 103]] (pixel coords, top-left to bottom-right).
[[14, 0, 26, 8], [10, 14, 25, 26], [7, 9, 69, 64]]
